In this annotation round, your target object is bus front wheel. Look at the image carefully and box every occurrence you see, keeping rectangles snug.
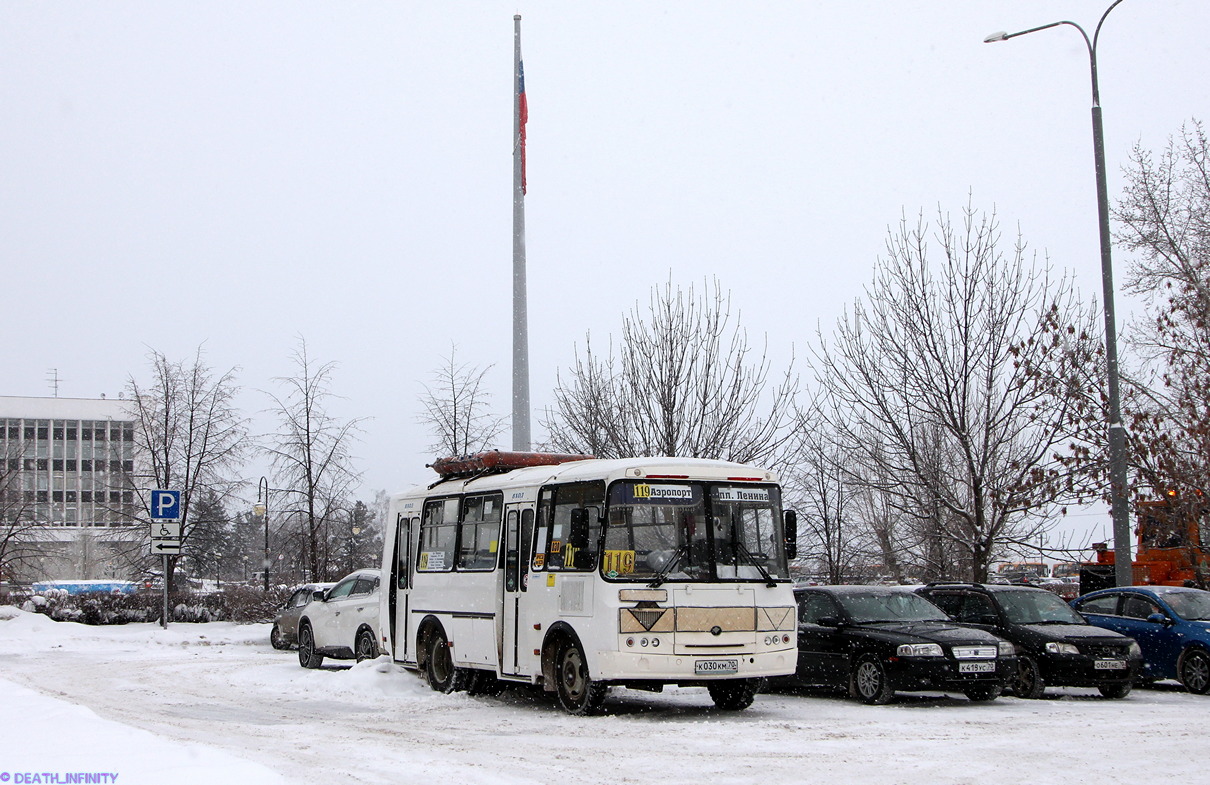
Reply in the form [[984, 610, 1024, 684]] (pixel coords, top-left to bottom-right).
[[708, 678, 761, 711], [555, 639, 608, 715]]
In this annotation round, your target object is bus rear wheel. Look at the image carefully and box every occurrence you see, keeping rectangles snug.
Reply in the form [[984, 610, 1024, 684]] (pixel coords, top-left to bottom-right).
[[555, 639, 608, 715], [425, 627, 470, 693]]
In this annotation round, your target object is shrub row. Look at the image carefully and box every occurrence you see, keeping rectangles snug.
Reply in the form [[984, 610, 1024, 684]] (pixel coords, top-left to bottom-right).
[[7, 585, 291, 625]]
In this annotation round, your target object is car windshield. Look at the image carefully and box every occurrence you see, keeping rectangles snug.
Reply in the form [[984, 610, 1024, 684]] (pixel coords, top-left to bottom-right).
[[834, 591, 950, 624], [996, 589, 1085, 625], [603, 481, 788, 583], [1163, 590, 1210, 621]]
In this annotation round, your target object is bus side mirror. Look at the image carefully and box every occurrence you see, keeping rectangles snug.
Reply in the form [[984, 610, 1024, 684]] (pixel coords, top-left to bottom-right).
[[784, 510, 798, 560]]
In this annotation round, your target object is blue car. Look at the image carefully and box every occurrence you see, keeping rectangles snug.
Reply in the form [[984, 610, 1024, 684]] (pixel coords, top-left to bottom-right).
[[1071, 585, 1210, 694]]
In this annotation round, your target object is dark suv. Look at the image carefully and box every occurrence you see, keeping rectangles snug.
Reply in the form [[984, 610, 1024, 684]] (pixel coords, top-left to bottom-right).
[[917, 583, 1141, 699]]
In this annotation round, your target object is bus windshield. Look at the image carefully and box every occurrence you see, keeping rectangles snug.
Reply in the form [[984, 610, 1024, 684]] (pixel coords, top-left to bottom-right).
[[602, 481, 788, 583]]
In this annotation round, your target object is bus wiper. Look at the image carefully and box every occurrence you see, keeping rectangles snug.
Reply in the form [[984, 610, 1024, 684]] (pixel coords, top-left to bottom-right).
[[648, 543, 689, 588], [734, 542, 778, 588]]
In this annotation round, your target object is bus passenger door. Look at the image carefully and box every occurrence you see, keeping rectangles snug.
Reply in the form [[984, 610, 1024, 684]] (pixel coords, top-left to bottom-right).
[[501, 503, 535, 677], [390, 514, 416, 663]]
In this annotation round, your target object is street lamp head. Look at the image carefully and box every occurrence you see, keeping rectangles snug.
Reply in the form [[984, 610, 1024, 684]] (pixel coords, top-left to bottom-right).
[[983, 31, 1010, 43]]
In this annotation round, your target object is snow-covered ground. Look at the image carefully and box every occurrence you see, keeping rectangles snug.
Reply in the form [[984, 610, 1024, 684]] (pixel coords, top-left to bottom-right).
[[0, 605, 1203, 785]]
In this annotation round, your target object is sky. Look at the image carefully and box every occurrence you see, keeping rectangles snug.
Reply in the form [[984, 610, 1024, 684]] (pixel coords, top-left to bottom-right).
[[2, 1, 1208, 537]]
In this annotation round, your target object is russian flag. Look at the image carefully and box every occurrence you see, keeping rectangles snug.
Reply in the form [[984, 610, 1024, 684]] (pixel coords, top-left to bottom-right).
[[519, 59, 528, 194]]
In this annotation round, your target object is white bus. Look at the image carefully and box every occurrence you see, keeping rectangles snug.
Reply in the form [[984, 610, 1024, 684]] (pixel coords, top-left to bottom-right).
[[378, 452, 799, 714]]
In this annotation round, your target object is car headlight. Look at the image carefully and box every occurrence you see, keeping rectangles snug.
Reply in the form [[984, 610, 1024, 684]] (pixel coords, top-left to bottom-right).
[[897, 643, 944, 657], [1128, 641, 1142, 658], [1044, 642, 1080, 656], [998, 641, 1015, 656]]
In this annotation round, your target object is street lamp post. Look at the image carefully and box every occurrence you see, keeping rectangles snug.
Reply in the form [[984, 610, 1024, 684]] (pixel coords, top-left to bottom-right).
[[985, 0, 1133, 588], [255, 477, 269, 592]]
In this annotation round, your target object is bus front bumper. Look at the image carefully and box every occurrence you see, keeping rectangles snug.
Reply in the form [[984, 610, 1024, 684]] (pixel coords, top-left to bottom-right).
[[593, 648, 796, 683]]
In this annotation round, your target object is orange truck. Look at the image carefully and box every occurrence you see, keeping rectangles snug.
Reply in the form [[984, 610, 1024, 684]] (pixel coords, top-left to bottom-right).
[[1090, 497, 1209, 586]]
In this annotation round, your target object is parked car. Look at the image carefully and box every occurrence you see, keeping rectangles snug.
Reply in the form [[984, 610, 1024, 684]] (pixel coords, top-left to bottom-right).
[[917, 583, 1140, 699], [270, 582, 335, 650], [1071, 585, 1210, 694], [786, 585, 1016, 704], [296, 569, 381, 668]]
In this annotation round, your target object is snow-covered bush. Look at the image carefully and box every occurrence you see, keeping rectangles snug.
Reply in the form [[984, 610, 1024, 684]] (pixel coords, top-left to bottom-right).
[[22, 584, 293, 625]]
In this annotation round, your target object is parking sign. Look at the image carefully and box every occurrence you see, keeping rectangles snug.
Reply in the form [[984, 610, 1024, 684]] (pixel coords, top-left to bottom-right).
[[150, 489, 181, 520]]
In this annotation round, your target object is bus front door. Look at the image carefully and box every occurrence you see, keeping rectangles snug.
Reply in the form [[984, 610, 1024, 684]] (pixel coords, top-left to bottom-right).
[[501, 503, 535, 677]]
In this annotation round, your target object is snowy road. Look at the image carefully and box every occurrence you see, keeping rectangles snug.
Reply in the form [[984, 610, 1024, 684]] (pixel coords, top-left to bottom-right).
[[0, 607, 1202, 785]]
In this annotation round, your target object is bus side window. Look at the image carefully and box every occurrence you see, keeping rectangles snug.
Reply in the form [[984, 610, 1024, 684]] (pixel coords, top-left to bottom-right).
[[505, 510, 520, 591], [546, 482, 604, 572], [394, 513, 411, 590], [520, 508, 534, 591], [457, 493, 502, 571], [418, 497, 458, 572], [532, 489, 553, 571]]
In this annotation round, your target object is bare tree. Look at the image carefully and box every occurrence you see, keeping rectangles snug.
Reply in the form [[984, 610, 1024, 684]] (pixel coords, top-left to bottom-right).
[[1116, 121, 1210, 510], [264, 339, 363, 582], [783, 420, 875, 584], [417, 345, 506, 458], [544, 278, 799, 467], [0, 439, 44, 582], [813, 204, 1102, 582], [126, 347, 247, 592]]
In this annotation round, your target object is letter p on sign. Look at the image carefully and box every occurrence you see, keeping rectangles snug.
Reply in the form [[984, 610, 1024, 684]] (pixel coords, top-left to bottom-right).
[[151, 489, 182, 520]]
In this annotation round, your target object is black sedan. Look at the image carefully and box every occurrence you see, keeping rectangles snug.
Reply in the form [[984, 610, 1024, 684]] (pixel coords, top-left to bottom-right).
[[787, 586, 1016, 704], [917, 583, 1141, 699]]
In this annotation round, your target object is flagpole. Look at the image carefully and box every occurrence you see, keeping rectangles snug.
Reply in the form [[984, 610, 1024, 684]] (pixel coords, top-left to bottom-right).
[[512, 14, 531, 451]]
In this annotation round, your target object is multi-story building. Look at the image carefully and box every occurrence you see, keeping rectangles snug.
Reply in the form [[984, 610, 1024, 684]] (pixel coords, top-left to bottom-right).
[[0, 395, 142, 582]]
